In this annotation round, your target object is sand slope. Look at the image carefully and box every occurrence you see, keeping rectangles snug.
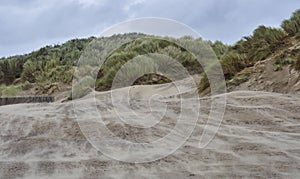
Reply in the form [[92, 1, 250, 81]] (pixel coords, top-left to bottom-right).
[[0, 84, 299, 178]]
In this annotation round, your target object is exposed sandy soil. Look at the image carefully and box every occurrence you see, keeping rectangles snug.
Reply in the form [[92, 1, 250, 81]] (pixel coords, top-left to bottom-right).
[[0, 83, 299, 178], [234, 58, 300, 94], [233, 43, 300, 94]]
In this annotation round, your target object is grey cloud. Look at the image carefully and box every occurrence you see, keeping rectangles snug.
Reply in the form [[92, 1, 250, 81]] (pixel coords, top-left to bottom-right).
[[126, 0, 300, 43], [0, 0, 300, 57]]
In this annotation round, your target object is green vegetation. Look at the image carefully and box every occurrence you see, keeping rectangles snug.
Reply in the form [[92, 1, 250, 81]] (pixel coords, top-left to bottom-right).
[[273, 53, 293, 71], [281, 9, 300, 38], [199, 9, 300, 93], [227, 69, 252, 87], [0, 38, 94, 94], [233, 25, 288, 63], [0, 33, 205, 96], [95, 37, 203, 91], [0, 10, 300, 96], [0, 85, 22, 97], [210, 40, 229, 59]]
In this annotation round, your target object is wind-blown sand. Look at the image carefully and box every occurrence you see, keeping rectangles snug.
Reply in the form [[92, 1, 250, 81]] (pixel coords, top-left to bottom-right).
[[0, 84, 299, 178]]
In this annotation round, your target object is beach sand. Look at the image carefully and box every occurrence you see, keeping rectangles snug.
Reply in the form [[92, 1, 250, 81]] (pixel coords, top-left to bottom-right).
[[0, 84, 299, 178]]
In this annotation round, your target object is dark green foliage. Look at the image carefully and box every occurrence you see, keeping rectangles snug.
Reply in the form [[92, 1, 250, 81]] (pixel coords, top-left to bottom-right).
[[21, 60, 37, 83], [95, 37, 203, 91], [281, 9, 300, 38], [0, 60, 15, 85], [0, 37, 94, 93], [0, 85, 22, 97], [274, 56, 293, 66], [199, 9, 300, 93], [21, 81, 33, 91], [233, 25, 288, 63], [220, 52, 247, 79], [199, 52, 246, 93], [211, 40, 229, 59], [274, 49, 299, 71], [273, 64, 283, 72], [227, 70, 251, 87]]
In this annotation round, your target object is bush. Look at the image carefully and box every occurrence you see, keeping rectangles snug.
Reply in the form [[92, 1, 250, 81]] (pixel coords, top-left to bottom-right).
[[21, 81, 33, 90], [227, 70, 251, 87], [273, 64, 283, 72], [198, 52, 248, 93], [220, 52, 247, 79], [21, 61, 37, 83], [94, 37, 202, 91], [0, 85, 21, 97], [281, 9, 300, 37], [0, 70, 3, 83], [211, 40, 229, 59], [275, 57, 293, 66], [233, 26, 288, 63]]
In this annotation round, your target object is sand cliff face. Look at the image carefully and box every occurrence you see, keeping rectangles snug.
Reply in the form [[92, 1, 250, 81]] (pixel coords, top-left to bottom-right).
[[0, 85, 299, 178], [234, 58, 300, 94], [232, 43, 300, 95]]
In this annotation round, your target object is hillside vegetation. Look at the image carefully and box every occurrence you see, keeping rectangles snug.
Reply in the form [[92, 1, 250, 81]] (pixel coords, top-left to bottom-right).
[[0, 9, 300, 97], [200, 9, 300, 94]]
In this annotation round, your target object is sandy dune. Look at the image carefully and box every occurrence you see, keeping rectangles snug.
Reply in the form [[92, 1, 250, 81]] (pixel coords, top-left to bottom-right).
[[0, 83, 299, 178]]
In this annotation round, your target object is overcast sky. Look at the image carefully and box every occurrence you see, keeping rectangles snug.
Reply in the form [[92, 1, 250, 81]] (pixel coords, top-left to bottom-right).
[[1, 0, 300, 57]]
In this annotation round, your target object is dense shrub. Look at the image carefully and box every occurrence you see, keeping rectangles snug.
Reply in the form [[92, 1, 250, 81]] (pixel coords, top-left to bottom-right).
[[199, 52, 247, 93], [233, 26, 287, 63], [94, 37, 202, 91], [0, 85, 21, 97], [211, 41, 229, 59], [220, 52, 247, 79], [281, 9, 300, 37]]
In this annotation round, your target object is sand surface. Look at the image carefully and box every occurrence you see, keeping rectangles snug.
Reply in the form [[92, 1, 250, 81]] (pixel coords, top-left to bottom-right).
[[0, 83, 299, 178]]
